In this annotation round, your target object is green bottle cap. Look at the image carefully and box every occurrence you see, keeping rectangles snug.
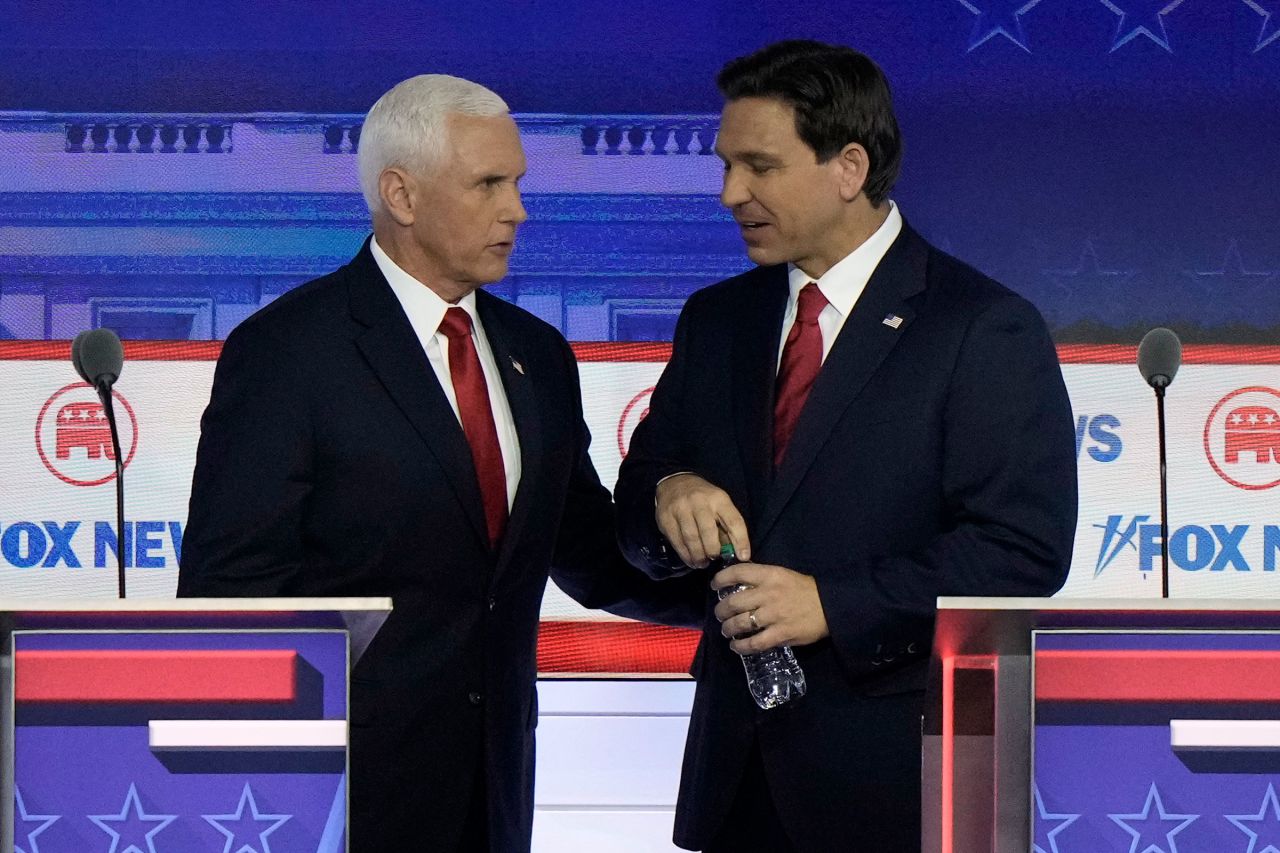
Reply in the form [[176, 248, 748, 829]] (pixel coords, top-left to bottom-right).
[[719, 542, 735, 559]]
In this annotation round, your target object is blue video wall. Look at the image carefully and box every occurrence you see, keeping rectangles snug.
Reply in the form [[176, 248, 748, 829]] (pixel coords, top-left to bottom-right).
[[0, 0, 1276, 344]]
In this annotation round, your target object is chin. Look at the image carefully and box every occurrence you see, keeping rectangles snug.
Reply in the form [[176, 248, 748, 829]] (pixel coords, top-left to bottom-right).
[[744, 244, 780, 267]]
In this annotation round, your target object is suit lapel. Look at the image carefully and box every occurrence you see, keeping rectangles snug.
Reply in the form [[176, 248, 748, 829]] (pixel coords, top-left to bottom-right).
[[476, 291, 544, 575], [346, 245, 491, 550], [755, 225, 930, 544], [732, 266, 789, 527]]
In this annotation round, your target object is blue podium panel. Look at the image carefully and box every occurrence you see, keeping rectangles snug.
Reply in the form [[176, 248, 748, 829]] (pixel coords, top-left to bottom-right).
[[1034, 630, 1280, 853], [12, 629, 349, 853]]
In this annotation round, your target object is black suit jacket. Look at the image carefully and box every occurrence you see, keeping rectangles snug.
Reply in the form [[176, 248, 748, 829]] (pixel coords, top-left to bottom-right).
[[178, 242, 701, 852], [616, 224, 1077, 851]]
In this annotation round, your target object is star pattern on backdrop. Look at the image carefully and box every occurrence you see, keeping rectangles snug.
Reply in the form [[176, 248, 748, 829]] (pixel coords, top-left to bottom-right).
[[202, 784, 291, 853], [1108, 782, 1198, 853], [1098, 0, 1188, 52], [1044, 240, 1140, 322], [14, 787, 59, 853], [1226, 783, 1280, 853], [1184, 241, 1278, 324], [954, 0, 1049, 52], [1034, 784, 1081, 853], [88, 783, 177, 853], [1241, 0, 1280, 52]]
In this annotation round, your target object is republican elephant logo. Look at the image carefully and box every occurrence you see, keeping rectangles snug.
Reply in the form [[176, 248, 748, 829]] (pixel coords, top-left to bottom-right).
[[1223, 405, 1280, 464], [54, 402, 114, 461], [1204, 388, 1280, 491]]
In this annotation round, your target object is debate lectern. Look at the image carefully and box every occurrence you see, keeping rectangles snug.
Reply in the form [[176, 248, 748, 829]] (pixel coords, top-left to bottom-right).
[[925, 597, 1280, 853], [1, 598, 390, 853]]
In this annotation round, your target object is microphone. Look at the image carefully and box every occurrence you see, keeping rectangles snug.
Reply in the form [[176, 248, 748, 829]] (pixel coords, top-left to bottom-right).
[[71, 330, 91, 384], [1138, 327, 1182, 390], [1137, 327, 1182, 600], [70, 328, 128, 599], [77, 327, 125, 392]]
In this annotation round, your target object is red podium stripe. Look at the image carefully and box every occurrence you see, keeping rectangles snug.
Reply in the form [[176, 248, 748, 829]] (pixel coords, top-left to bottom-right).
[[537, 621, 699, 674], [1035, 649, 1280, 702], [15, 650, 298, 702]]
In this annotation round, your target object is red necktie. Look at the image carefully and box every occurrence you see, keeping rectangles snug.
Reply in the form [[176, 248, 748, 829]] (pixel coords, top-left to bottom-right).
[[773, 282, 828, 467], [439, 307, 508, 546]]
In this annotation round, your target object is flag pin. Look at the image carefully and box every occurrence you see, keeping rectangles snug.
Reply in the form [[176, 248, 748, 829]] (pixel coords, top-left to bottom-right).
[[882, 314, 903, 329], [511, 357, 525, 375]]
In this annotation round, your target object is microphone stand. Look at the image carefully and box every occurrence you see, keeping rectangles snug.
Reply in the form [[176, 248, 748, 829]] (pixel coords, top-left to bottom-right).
[[1154, 382, 1170, 599], [95, 380, 126, 599]]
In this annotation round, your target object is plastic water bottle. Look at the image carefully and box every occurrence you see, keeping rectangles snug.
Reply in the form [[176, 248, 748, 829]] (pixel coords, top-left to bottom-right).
[[716, 542, 807, 709]]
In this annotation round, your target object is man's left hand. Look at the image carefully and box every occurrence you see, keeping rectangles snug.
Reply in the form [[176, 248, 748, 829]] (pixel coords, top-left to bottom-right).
[[712, 562, 829, 654]]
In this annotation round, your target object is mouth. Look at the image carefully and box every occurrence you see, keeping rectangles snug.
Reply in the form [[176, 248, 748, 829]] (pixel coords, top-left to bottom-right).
[[736, 220, 772, 242]]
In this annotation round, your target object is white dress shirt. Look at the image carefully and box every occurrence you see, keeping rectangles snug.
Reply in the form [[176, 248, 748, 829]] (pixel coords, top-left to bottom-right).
[[777, 200, 904, 371], [371, 237, 521, 508]]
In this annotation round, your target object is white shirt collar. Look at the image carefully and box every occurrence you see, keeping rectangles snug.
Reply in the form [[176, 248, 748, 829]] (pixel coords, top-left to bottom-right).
[[370, 236, 479, 347], [786, 200, 903, 315]]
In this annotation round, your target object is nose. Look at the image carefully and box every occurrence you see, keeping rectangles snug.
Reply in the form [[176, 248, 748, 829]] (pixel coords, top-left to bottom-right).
[[504, 185, 528, 226], [720, 165, 750, 209]]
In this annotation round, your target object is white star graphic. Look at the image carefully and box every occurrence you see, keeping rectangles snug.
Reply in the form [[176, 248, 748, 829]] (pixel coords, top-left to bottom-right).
[[202, 784, 291, 853], [954, 0, 1049, 52], [1227, 783, 1280, 853], [1033, 784, 1081, 853], [1233, 413, 1246, 424], [14, 787, 59, 853], [88, 783, 176, 853], [1108, 782, 1198, 853], [1242, 0, 1280, 52], [1098, 0, 1188, 52]]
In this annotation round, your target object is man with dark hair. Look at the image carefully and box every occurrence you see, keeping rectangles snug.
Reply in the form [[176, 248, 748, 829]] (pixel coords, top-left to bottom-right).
[[616, 40, 1077, 851]]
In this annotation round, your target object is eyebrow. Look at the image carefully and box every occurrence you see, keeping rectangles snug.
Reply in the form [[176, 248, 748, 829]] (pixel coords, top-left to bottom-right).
[[716, 149, 783, 168]]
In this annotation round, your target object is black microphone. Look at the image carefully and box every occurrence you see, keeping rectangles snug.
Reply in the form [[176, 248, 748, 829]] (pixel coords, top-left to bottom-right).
[[71, 330, 91, 384], [1138, 327, 1182, 390], [71, 328, 128, 599], [78, 327, 124, 393], [1137, 327, 1182, 599]]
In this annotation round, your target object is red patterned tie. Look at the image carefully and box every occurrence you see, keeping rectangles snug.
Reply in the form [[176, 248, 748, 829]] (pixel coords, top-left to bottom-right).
[[773, 282, 828, 467], [439, 307, 508, 546]]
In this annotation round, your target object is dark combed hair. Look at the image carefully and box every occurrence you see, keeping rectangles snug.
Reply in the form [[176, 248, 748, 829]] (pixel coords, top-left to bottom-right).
[[717, 40, 902, 206]]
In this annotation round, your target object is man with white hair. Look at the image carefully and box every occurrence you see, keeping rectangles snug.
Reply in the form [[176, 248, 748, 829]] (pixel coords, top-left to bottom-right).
[[179, 75, 700, 851]]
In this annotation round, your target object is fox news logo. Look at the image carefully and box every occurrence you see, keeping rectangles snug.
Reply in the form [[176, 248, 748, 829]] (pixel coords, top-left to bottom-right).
[[1075, 413, 1122, 462], [1093, 515, 1280, 577]]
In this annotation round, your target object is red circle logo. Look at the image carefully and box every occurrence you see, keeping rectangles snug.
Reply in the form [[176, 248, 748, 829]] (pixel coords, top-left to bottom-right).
[[1203, 386, 1280, 491], [617, 386, 655, 459], [35, 383, 139, 487]]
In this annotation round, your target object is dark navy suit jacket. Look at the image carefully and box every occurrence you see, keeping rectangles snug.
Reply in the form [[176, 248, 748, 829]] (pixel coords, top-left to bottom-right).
[[616, 224, 1077, 851], [178, 242, 702, 852]]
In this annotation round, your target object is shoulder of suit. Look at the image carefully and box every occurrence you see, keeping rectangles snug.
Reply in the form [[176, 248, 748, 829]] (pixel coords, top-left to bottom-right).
[[219, 265, 352, 365], [922, 241, 1040, 319], [683, 264, 780, 312]]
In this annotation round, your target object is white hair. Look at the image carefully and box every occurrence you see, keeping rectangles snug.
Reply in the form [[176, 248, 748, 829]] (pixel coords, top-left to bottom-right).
[[357, 74, 509, 213]]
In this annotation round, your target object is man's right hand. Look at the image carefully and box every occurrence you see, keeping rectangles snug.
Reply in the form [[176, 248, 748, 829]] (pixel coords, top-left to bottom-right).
[[655, 473, 751, 569]]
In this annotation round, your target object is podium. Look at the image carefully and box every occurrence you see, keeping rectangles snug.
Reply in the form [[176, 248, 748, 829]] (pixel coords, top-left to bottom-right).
[[924, 597, 1280, 853], [1, 598, 390, 853]]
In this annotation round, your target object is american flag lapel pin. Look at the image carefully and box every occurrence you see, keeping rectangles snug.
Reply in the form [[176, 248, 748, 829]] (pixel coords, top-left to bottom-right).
[[882, 314, 904, 329], [511, 356, 525, 375]]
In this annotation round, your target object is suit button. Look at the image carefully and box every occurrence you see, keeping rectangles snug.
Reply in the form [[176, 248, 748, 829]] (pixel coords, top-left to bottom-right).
[[488, 597, 497, 612], [469, 691, 483, 706]]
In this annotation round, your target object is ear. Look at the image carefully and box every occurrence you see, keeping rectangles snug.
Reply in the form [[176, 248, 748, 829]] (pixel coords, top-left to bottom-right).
[[379, 167, 416, 227], [834, 142, 870, 203]]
